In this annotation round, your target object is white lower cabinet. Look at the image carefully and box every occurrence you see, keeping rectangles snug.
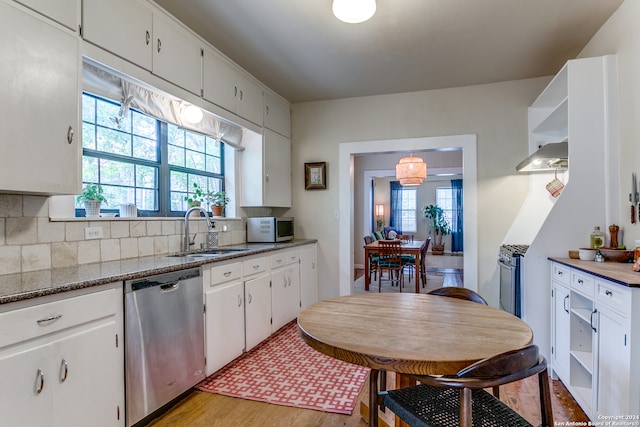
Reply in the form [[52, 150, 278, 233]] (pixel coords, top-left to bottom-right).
[[203, 243, 318, 374], [550, 261, 640, 420], [270, 250, 300, 333], [244, 271, 272, 351], [0, 286, 124, 427]]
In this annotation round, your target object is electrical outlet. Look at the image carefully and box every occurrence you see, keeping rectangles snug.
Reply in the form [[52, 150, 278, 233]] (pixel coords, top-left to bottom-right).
[[84, 226, 103, 240]]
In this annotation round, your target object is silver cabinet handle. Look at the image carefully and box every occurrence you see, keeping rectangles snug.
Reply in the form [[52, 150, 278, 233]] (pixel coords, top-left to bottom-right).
[[234, 86, 238, 97], [37, 314, 63, 325], [35, 369, 45, 394], [237, 295, 242, 307], [239, 90, 243, 101], [224, 271, 232, 277], [265, 173, 269, 183], [247, 293, 252, 304], [145, 30, 150, 45], [60, 359, 68, 383], [265, 105, 270, 115], [157, 38, 161, 53], [252, 265, 260, 270], [67, 126, 74, 144]]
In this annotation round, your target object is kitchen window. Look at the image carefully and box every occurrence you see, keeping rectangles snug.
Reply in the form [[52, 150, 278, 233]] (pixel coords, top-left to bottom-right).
[[80, 93, 224, 216]]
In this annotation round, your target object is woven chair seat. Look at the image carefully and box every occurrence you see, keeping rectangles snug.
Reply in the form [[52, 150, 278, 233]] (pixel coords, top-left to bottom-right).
[[384, 384, 532, 427]]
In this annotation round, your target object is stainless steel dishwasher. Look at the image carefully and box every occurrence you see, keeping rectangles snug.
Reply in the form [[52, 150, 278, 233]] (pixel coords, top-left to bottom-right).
[[125, 268, 205, 427]]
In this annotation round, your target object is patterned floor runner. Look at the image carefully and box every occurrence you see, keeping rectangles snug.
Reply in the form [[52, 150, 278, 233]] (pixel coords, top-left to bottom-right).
[[197, 320, 370, 414]]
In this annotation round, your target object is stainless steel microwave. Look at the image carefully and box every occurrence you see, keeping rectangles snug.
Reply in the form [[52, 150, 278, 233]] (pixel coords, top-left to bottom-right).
[[246, 217, 294, 243]]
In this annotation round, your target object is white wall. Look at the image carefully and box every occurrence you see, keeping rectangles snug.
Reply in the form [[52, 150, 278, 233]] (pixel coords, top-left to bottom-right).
[[290, 77, 550, 304], [579, 0, 639, 244]]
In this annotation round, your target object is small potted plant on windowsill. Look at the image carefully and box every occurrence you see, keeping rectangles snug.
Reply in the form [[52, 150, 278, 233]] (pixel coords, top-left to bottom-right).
[[207, 191, 229, 217], [423, 204, 451, 255], [77, 184, 107, 218], [184, 182, 208, 217]]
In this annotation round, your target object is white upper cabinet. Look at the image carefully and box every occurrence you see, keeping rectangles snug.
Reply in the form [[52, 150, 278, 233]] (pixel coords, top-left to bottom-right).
[[14, 0, 79, 31], [240, 129, 291, 208], [0, 0, 81, 195], [264, 91, 291, 138], [151, 12, 202, 95], [82, 0, 202, 95], [203, 47, 263, 125], [82, 0, 153, 70]]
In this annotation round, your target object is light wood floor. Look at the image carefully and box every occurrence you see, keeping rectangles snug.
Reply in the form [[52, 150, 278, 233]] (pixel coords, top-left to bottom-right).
[[148, 255, 588, 426]]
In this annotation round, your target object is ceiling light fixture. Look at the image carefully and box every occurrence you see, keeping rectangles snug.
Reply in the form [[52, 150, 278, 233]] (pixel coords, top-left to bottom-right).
[[332, 0, 376, 24], [182, 104, 204, 124], [395, 154, 427, 186]]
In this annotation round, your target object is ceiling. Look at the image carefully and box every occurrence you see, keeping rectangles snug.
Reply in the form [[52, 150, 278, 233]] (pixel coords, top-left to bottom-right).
[[154, 0, 623, 103]]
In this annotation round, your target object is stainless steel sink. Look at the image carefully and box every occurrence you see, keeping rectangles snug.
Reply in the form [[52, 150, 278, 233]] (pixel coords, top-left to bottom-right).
[[169, 248, 251, 258]]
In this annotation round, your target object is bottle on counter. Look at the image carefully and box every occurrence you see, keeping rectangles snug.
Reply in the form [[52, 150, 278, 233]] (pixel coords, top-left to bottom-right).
[[590, 226, 604, 249]]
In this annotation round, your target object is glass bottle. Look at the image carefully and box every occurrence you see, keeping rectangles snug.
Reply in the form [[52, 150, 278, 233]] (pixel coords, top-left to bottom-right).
[[590, 226, 604, 249]]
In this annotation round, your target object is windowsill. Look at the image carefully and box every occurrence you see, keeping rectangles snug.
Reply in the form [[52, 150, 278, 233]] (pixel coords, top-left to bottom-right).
[[50, 216, 243, 222]]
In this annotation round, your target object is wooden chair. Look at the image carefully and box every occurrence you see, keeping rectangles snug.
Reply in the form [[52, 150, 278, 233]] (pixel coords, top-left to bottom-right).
[[363, 236, 378, 281], [427, 286, 488, 305], [381, 345, 553, 427], [377, 240, 404, 291], [419, 238, 431, 287]]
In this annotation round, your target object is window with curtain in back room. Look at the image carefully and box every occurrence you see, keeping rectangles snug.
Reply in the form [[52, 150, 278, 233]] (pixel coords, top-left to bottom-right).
[[399, 186, 417, 232], [79, 93, 224, 216], [436, 187, 455, 232]]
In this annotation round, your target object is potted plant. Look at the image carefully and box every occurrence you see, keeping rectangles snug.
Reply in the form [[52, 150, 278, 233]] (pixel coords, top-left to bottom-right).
[[423, 204, 451, 255], [184, 182, 206, 208], [207, 191, 229, 217], [77, 184, 107, 217]]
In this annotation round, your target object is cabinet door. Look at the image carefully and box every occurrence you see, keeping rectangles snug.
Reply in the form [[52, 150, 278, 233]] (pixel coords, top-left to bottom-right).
[[203, 49, 238, 113], [596, 307, 630, 417], [299, 244, 318, 310], [0, 1, 81, 195], [205, 281, 245, 376], [15, 0, 78, 30], [271, 264, 300, 332], [244, 273, 272, 351], [82, 0, 153, 70], [152, 13, 202, 95], [236, 74, 264, 126], [54, 320, 122, 427], [264, 92, 291, 138], [0, 342, 53, 426], [263, 129, 292, 207], [553, 282, 570, 380]]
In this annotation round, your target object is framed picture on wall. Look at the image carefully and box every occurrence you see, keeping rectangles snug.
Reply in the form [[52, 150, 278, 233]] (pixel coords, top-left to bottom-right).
[[304, 162, 327, 190]]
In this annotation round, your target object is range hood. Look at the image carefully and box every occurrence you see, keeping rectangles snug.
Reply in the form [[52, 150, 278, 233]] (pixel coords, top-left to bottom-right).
[[516, 142, 568, 172]]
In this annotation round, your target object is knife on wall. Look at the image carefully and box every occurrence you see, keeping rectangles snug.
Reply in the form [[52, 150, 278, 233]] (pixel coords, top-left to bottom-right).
[[631, 173, 638, 224]]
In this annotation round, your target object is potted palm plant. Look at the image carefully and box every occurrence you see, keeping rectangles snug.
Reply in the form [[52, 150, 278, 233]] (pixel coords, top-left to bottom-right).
[[423, 204, 451, 255], [207, 191, 229, 217], [77, 184, 107, 217]]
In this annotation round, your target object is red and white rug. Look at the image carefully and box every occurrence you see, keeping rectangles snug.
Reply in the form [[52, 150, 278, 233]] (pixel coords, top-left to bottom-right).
[[197, 320, 370, 414]]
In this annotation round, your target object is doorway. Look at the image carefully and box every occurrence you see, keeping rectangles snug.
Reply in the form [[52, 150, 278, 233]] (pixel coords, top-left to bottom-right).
[[338, 134, 478, 296]]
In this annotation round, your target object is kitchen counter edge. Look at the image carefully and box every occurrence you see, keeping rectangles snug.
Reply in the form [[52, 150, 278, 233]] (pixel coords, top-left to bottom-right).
[[0, 240, 317, 305], [549, 257, 640, 287]]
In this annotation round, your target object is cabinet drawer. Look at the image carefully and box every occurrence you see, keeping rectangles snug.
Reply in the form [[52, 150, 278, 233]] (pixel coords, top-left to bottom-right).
[[270, 250, 299, 269], [209, 262, 242, 286], [595, 279, 631, 315], [571, 270, 594, 297], [551, 263, 570, 286], [0, 289, 118, 348], [243, 257, 268, 277]]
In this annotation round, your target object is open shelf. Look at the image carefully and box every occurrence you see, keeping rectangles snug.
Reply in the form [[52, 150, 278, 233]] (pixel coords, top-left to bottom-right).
[[571, 307, 592, 324], [531, 97, 568, 138], [571, 350, 593, 374]]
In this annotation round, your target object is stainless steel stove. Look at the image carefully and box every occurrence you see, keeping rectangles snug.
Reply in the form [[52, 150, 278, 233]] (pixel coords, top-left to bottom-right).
[[498, 244, 529, 318]]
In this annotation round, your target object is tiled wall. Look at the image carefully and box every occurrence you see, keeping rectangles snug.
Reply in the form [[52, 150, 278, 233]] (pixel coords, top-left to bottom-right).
[[0, 195, 246, 275]]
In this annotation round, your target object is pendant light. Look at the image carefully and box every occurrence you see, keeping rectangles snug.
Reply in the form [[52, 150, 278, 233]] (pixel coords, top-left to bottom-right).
[[395, 154, 427, 186], [332, 0, 376, 24]]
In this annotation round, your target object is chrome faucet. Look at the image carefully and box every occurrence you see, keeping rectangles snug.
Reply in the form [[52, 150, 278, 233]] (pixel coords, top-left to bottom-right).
[[183, 207, 213, 252]]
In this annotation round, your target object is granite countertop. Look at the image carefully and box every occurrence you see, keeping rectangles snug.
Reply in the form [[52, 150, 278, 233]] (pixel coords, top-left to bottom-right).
[[0, 240, 317, 305], [549, 257, 640, 287]]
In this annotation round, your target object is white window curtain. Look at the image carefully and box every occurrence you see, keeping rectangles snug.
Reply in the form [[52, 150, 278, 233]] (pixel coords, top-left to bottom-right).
[[82, 59, 244, 147]]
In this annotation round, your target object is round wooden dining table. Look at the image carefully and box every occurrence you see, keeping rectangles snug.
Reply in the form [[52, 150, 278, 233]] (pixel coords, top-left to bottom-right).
[[297, 293, 533, 427]]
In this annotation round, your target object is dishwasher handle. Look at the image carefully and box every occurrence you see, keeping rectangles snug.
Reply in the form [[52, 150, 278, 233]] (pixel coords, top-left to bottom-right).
[[127, 268, 200, 293], [160, 283, 180, 293]]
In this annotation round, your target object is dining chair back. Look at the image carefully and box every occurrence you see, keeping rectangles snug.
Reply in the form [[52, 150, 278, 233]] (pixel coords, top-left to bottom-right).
[[427, 286, 487, 305], [377, 240, 403, 291], [419, 238, 431, 287], [363, 236, 378, 281], [382, 344, 553, 427]]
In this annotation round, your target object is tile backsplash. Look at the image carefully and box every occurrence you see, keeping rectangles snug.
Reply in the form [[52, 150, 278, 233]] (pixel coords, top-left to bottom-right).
[[0, 195, 246, 275]]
